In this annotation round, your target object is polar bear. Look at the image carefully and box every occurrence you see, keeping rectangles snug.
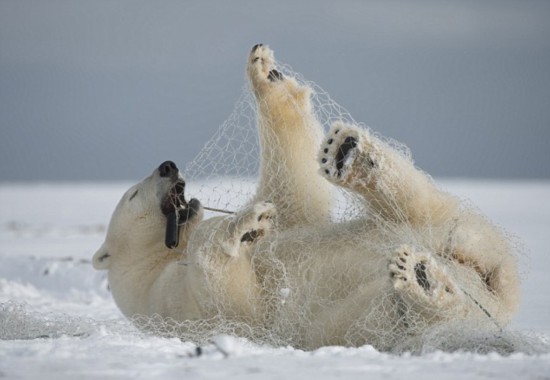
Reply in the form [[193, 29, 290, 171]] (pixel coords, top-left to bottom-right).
[[93, 44, 520, 351]]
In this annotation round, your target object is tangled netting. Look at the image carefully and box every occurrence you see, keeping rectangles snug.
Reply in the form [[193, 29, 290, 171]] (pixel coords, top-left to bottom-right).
[[117, 46, 544, 354], [183, 65, 370, 223], [5, 46, 544, 356]]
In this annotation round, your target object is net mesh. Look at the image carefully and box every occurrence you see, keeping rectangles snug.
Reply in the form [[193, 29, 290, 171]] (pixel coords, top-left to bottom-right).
[[120, 45, 535, 354], [183, 63, 375, 224]]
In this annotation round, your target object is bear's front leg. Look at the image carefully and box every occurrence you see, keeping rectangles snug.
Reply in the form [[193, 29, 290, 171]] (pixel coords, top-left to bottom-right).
[[180, 202, 276, 323], [246, 44, 332, 229]]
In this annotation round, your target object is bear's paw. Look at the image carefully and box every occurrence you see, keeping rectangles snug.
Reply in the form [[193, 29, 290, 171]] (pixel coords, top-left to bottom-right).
[[319, 122, 378, 185], [389, 244, 460, 311], [248, 44, 283, 86], [239, 201, 277, 245]]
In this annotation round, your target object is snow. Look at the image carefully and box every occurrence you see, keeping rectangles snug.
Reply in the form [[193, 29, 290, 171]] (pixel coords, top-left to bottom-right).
[[1, 180, 549, 379]]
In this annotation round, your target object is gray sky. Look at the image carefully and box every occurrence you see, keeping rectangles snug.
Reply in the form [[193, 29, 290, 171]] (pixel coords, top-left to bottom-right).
[[1, 0, 549, 181]]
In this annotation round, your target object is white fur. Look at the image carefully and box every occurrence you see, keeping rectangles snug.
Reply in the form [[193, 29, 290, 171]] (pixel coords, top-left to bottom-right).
[[93, 45, 520, 350]]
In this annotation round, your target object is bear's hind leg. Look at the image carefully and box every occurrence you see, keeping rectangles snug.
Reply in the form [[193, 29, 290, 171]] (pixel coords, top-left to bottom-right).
[[319, 122, 460, 226], [389, 244, 462, 321], [319, 122, 377, 190]]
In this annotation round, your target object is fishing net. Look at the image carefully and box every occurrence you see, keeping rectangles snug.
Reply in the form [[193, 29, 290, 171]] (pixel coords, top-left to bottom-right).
[[106, 45, 537, 354]]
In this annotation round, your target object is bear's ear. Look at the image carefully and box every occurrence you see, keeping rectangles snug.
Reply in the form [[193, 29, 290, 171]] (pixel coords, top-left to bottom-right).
[[92, 243, 111, 270]]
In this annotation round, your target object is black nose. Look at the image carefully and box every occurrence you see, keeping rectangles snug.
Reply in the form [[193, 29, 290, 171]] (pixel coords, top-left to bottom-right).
[[251, 43, 263, 53], [158, 161, 178, 178]]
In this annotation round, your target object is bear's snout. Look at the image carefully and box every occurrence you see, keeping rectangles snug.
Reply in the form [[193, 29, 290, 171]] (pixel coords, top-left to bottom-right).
[[158, 161, 178, 178]]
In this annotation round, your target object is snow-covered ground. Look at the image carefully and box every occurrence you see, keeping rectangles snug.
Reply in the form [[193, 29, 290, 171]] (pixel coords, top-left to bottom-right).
[[1, 180, 549, 379]]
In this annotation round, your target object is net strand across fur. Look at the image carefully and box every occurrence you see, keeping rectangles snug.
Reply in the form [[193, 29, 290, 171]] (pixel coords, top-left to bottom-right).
[[88, 45, 532, 354], [150, 46, 522, 353]]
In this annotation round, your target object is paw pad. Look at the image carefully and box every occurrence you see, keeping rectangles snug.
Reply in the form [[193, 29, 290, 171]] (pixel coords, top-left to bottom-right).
[[389, 245, 432, 294], [414, 262, 430, 291], [334, 136, 358, 175], [268, 69, 284, 82], [318, 123, 361, 181], [389, 245, 459, 312], [238, 201, 277, 246], [240, 229, 261, 243]]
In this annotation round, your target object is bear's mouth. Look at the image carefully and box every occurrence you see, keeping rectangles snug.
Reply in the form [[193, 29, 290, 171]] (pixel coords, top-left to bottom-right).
[[161, 180, 187, 216], [161, 180, 201, 249]]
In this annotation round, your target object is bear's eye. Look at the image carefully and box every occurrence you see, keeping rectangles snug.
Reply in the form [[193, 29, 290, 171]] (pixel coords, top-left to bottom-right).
[[129, 190, 139, 201]]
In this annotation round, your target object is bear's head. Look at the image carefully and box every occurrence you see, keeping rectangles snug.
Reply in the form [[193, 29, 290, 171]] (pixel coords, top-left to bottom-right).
[[92, 161, 203, 270]]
